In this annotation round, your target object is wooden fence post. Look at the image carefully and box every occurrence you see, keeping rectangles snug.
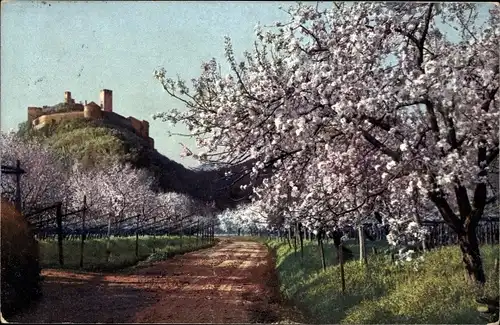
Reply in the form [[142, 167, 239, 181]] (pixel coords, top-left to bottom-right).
[[494, 257, 499, 279], [196, 219, 200, 246], [105, 213, 112, 263], [152, 215, 157, 253], [339, 242, 346, 294], [210, 220, 213, 243], [135, 213, 140, 258], [79, 195, 86, 268], [358, 225, 367, 265], [209, 220, 212, 243], [318, 231, 326, 271], [200, 221, 204, 243], [56, 203, 64, 266], [180, 217, 184, 248]]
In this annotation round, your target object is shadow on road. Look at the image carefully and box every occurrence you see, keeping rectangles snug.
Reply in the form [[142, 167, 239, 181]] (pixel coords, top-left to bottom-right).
[[8, 240, 300, 324]]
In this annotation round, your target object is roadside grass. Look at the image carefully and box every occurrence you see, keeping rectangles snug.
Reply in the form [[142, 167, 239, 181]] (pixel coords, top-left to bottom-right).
[[221, 235, 269, 243], [267, 239, 499, 324], [39, 235, 216, 272]]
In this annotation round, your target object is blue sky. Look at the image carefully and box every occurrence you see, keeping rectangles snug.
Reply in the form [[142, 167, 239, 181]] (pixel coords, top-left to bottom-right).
[[1, 0, 294, 167], [1, 1, 493, 168]]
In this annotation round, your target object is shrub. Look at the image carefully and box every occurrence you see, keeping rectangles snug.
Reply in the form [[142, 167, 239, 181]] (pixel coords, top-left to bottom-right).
[[0, 198, 41, 317]]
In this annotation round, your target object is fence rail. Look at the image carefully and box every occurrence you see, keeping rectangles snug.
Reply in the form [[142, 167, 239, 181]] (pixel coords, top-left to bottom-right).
[[267, 218, 499, 250]]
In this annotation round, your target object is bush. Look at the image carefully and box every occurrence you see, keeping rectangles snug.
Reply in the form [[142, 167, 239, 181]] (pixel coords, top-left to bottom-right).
[[1, 198, 41, 317]]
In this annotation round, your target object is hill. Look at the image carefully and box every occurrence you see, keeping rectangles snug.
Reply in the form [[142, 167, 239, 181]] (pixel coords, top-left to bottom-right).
[[17, 118, 253, 209]]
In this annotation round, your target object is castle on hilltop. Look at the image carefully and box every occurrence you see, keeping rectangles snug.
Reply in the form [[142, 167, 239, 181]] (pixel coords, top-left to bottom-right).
[[27, 89, 154, 148]]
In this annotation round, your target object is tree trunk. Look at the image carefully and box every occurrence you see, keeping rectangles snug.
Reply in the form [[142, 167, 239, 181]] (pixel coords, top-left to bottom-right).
[[430, 185, 487, 285], [332, 230, 342, 263], [293, 224, 298, 254], [459, 226, 486, 284]]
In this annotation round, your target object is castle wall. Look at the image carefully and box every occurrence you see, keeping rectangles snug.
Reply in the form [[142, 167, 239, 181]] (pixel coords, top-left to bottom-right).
[[27, 107, 43, 124], [142, 120, 150, 138], [28, 89, 154, 149], [128, 116, 145, 137], [69, 103, 84, 111], [147, 137, 154, 148], [33, 111, 85, 128], [103, 111, 132, 129]]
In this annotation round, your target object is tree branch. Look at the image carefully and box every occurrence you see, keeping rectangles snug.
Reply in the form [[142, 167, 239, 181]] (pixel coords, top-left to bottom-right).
[[418, 4, 434, 67], [423, 99, 441, 143], [361, 130, 401, 162]]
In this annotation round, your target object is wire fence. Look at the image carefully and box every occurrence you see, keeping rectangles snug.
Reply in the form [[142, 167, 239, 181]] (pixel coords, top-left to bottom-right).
[[267, 217, 499, 250], [2, 160, 216, 268], [348, 219, 499, 248], [23, 196, 216, 268]]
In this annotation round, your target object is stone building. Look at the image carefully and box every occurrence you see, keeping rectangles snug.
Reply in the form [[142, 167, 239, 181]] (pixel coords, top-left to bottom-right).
[[27, 89, 154, 148]]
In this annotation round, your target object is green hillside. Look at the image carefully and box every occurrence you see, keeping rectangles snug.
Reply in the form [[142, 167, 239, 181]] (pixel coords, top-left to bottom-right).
[[18, 118, 138, 168], [16, 118, 253, 208]]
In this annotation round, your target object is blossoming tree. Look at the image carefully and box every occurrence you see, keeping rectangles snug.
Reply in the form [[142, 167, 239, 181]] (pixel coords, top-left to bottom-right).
[[154, 2, 499, 284], [217, 203, 268, 235], [1, 132, 68, 215]]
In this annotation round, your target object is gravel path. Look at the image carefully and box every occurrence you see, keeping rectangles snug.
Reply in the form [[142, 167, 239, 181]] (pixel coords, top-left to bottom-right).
[[9, 239, 301, 323]]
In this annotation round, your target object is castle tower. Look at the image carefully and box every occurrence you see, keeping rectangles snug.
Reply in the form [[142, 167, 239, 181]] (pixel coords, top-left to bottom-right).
[[100, 89, 113, 112], [64, 91, 72, 104], [84, 101, 102, 119]]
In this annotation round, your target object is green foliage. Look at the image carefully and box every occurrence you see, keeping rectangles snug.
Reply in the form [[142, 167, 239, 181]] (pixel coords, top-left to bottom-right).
[[16, 121, 35, 141], [39, 235, 214, 272], [16, 118, 143, 168], [145, 241, 217, 263], [50, 102, 81, 113], [47, 126, 128, 167], [267, 240, 499, 324]]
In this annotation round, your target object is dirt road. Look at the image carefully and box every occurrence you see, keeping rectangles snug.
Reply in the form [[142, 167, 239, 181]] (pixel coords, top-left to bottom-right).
[[9, 239, 300, 323]]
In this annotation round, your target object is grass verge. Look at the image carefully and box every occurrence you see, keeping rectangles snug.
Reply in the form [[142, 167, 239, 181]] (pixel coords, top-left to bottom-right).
[[39, 235, 216, 272], [267, 239, 499, 324]]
